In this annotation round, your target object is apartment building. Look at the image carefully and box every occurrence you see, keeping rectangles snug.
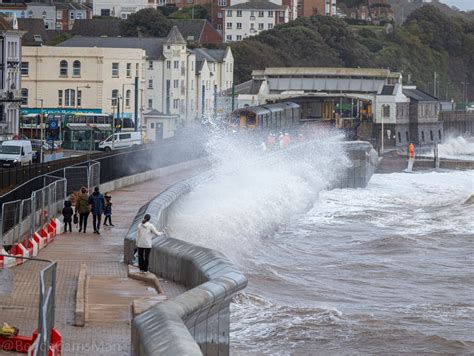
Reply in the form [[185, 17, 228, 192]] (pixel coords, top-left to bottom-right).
[[92, 0, 159, 18], [0, 16, 23, 137], [223, 1, 289, 42], [21, 45, 146, 117], [56, 27, 233, 124], [56, 3, 92, 30]]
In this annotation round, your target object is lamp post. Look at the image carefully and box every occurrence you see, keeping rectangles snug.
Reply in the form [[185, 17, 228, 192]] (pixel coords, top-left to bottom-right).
[[35, 99, 44, 163], [76, 84, 91, 110]]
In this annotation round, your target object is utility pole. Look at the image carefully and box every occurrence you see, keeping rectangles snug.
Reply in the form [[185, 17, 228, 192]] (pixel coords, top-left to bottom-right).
[[433, 71, 437, 98]]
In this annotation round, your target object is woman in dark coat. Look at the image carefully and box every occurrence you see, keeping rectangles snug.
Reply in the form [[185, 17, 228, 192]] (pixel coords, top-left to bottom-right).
[[75, 187, 90, 233]]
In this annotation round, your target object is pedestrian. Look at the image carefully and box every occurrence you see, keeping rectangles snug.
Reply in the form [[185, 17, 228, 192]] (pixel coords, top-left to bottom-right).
[[407, 142, 415, 172], [260, 142, 267, 152], [75, 187, 90, 234], [103, 193, 114, 227], [62, 200, 74, 233], [136, 214, 163, 273], [282, 132, 291, 149], [266, 133, 275, 150], [278, 132, 284, 149], [88, 187, 105, 235]]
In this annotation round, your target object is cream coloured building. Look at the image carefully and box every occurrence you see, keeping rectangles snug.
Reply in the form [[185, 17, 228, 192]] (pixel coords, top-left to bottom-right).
[[21, 46, 146, 116]]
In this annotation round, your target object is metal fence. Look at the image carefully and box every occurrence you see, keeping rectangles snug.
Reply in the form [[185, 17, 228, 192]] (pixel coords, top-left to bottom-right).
[[36, 261, 57, 356], [0, 177, 66, 247]]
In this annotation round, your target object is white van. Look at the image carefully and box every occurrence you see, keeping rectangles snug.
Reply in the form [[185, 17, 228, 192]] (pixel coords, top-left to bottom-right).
[[98, 132, 141, 151], [0, 140, 33, 167]]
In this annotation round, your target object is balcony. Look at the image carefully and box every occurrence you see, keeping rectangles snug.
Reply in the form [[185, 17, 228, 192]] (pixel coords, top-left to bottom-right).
[[250, 16, 255, 20], [0, 90, 21, 102]]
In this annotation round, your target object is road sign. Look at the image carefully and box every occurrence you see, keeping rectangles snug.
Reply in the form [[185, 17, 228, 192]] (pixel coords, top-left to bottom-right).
[[49, 120, 58, 129]]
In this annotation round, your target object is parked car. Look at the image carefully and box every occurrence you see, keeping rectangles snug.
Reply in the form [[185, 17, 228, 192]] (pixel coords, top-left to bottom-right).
[[0, 140, 33, 167], [98, 132, 141, 151]]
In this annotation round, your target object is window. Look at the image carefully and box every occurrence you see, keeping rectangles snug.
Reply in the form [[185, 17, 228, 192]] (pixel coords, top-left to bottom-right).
[[148, 99, 153, 109], [60, 60, 68, 76], [226, 35, 232, 41], [237, 10, 242, 17], [151, 122, 155, 129], [70, 12, 75, 20], [77, 90, 82, 107], [58, 90, 63, 106], [148, 80, 154, 89], [227, 10, 232, 17], [21, 62, 28, 76], [382, 105, 390, 117], [125, 90, 131, 107], [218, 11, 223, 18], [174, 60, 179, 69], [148, 61, 153, 70], [100, 9, 110, 16], [76, 12, 83, 19], [258, 10, 264, 17], [438, 130, 442, 140], [126, 63, 131, 77], [73, 60, 81, 76], [236, 35, 242, 41], [258, 23, 264, 30], [111, 89, 118, 106], [135, 63, 139, 77], [166, 60, 171, 69], [119, 133, 131, 140], [421, 131, 425, 142], [237, 22, 242, 29], [405, 131, 409, 142], [65, 89, 75, 107], [250, 23, 255, 29], [173, 80, 179, 89], [112, 62, 119, 77], [217, 24, 222, 30], [57, 11, 62, 19], [430, 130, 434, 141], [227, 22, 232, 29], [218, 0, 226, 5], [268, 11, 273, 17], [267, 23, 273, 29], [398, 132, 401, 143], [173, 99, 179, 109], [21, 88, 28, 105]]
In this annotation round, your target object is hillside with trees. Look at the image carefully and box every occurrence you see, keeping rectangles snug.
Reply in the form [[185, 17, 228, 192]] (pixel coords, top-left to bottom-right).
[[230, 5, 474, 104]]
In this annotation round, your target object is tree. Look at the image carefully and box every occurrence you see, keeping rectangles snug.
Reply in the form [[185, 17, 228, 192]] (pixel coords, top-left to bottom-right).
[[168, 5, 209, 20], [120, 8, 174, 37]]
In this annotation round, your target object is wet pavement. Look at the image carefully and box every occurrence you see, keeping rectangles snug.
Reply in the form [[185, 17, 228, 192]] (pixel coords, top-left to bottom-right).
[[0, 167, 198, 355]]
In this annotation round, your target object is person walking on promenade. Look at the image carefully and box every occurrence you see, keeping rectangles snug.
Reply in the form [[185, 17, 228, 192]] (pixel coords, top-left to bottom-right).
[[407, 142, 415, 172], [103, 193, 114, 227], [62, 201, 74, 233], [75, 187, 90, 234], [136, 214, 163, 273], [88, 187, 105, 235]]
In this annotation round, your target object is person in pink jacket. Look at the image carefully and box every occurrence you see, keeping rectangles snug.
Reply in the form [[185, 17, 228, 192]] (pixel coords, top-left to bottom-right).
[[136, 214, 163, 273]]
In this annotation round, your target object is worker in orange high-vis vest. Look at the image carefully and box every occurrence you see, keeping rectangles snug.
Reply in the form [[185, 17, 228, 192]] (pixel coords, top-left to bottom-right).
[[407, 143, 415, 172]]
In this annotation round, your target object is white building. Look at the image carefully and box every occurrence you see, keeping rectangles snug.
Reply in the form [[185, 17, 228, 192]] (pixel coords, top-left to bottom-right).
[[223, 1, 289, 42], [26, 3, 56, 29], [0, 16, 23, 137], [56, 27, 233, 127], [92, 0, 159, 19]]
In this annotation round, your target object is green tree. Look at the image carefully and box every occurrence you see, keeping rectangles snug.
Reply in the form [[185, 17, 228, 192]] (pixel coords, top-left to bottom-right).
[[120, 8, 174, 37], [168, 5, 209, 20]]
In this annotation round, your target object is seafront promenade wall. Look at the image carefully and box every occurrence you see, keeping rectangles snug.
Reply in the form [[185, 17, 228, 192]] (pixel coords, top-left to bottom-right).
[[124, 140, 377, 356]]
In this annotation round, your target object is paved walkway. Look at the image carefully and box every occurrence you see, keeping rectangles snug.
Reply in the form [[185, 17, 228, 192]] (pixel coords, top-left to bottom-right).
[[0, 167, 196, 355]]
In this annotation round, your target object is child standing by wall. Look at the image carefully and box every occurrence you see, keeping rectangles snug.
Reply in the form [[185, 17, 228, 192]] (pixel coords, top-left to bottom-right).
[[104, 193, 114, 227], [62, 201, 74, 233]]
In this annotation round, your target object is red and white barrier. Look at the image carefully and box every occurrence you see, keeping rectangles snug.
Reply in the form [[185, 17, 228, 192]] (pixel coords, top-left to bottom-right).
[[1, 217, 65, 269]]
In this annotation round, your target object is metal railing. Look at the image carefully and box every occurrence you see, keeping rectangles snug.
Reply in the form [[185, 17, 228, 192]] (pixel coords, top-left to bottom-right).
[[1, 177, 66, 247]]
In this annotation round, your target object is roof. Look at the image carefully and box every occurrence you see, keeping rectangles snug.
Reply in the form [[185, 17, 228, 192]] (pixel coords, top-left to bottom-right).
[[226, 1, 286, 10], [144, 110, 177, 117], [0, 16, 12, 31], [380, 85, 395, 95], [55, 2, 91, 10], [190, 48, 226, 63], [71, 19, 121, 37], [254, 67, 391, 78], [58, 36, 164, 59], [165, 25, 186, 45], [222, 79, 262, 95], [174, 19, 206, 42], [18, 18, 63, 46], [402, 88, 438, 102]]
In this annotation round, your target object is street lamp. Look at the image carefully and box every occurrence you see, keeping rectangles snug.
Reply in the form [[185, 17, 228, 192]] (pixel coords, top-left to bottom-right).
[[35, 99, 44, 163], [76, 84, 91, 109]]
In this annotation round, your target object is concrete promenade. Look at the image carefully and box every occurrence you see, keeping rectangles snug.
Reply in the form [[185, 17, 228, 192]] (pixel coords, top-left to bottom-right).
[[0, 167, 199, 355]]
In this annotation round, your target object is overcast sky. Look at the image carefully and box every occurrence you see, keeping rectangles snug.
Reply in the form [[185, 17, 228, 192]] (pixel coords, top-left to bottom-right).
[[439, 0, 474, 11]]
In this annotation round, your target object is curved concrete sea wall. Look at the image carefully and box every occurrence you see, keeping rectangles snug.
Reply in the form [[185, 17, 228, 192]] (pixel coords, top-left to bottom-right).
[[124, 140, 377, 356], [125, 172, 247, 356]]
